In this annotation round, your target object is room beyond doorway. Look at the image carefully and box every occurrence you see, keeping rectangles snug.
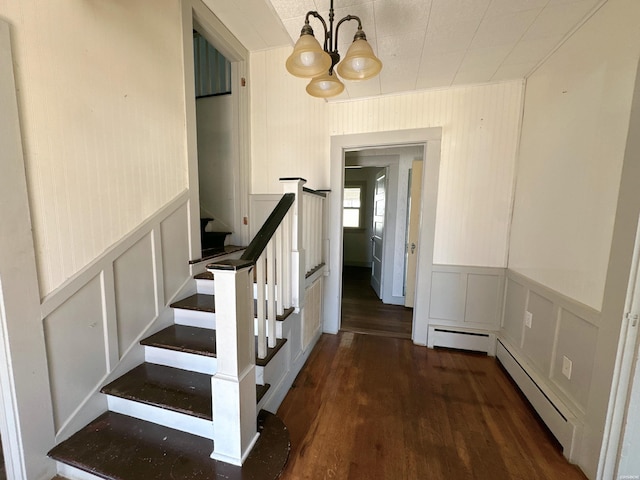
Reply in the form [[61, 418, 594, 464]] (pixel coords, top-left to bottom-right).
[[340, 266, 412, 339]]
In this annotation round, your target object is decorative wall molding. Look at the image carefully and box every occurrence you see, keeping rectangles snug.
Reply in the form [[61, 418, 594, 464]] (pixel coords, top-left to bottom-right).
[[500, 269, 602, 448], [41, 193, 192, 440]]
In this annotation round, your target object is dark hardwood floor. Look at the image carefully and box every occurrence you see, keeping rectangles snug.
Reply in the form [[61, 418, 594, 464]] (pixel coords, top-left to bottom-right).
[[277, 332, 587, 480], [341, 266, 412, 339]]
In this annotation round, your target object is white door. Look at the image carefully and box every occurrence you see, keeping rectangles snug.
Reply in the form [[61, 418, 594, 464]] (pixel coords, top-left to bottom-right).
[[404, 160, 423, 307], [371, 169, 386, 298]]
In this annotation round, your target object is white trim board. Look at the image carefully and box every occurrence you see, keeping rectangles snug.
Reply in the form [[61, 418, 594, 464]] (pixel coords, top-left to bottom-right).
[[0, 19, 57, 480], [497, 339, 581, 460]]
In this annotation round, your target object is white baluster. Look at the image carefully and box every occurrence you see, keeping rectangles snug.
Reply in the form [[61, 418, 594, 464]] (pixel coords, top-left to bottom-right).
[[266, 239, 276, 348], [256, 254, 266, 359], [276, 226, 284, 316]]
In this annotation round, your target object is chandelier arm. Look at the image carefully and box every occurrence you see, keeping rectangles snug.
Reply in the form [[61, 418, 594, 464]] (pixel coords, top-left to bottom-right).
[[334, 15, 362, 53], [306, 11, 330, 52]]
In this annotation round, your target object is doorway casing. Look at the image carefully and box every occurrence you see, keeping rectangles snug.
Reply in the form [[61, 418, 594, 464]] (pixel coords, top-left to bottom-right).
[[326, 128, 442, 345]]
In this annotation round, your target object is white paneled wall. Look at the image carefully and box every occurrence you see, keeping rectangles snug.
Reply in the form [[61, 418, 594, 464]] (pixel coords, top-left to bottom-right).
[[41, 194, 191, 438], [0, 0, 188, 296], [329, 81, 524, 267], [500, 271, 601, 449]]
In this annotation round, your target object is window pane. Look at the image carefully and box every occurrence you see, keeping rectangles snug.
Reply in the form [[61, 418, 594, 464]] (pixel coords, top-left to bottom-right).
[[343, 187, 361, 208], [343, 208, 360, 228]]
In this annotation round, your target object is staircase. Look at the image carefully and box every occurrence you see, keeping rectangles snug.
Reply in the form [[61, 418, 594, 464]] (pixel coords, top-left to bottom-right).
[[46, 178, 327, 480], [48, 267, 291, 480]]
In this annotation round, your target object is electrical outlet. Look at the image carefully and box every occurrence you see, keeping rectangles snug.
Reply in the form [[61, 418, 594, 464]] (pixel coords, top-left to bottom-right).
[[562, 356, 573, 380], [524, 311, 533, 328]]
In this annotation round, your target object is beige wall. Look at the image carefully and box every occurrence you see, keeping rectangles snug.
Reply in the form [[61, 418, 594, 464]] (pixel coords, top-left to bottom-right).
[[250, 47, 329, 193], [508, 0, 640, 311], [1, 0, 189, 296], [250, 50, 524, 267]]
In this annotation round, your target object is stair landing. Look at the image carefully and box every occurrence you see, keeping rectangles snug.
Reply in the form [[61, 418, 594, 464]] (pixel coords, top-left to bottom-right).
[[49, 410, 289, 480]]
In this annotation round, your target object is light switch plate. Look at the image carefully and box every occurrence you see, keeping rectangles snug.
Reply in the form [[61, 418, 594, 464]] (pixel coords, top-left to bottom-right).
[[524, 311, 533, 328]]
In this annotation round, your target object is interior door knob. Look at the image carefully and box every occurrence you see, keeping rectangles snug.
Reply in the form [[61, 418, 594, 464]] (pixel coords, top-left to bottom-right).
[[411, 243, 416, 254]]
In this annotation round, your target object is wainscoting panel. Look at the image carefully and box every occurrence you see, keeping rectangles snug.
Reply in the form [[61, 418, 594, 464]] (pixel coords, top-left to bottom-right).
[[466, 273, 502, 325], [426, 266, 505, 354], [302, 277, 323, 352], [428, 266, 505, 328], [429, 271, 462, 321], [551, 309, 598, 412], [161, 203, 190, 304], [522, 291, 555, 376], [114, 234, 157, 358], [499, 270, 602, 449], [40, 192, 191, 437], [44, 274, 107, 430], [502, 277, 527, 345]]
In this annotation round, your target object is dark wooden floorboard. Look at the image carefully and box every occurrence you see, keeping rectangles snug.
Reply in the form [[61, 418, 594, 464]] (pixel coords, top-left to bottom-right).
[[341, 266, 412, 339], [277, 332, 587, 480]]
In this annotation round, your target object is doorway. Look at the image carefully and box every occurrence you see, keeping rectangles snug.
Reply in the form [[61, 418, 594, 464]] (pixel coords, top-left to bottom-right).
[[338, 145, 428, 339], [326, 128, 441, 344], [181, 0, 251, 260]]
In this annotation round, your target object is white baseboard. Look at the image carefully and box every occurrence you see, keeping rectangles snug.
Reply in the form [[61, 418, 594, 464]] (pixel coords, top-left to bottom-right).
[[428, 325, 497, 355], [496, 339, 581, 461]]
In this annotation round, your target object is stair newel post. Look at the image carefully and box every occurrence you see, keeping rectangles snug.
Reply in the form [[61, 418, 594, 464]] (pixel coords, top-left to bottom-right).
[[208, 261, 259, 466], [280, 178, 306, 312]]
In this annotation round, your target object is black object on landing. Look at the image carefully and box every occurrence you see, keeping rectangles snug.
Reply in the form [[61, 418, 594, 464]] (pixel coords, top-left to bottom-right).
[[48, 410, 290, 480]]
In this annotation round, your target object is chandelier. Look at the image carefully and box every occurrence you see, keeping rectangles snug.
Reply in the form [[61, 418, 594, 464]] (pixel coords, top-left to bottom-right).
[[285, 0, 383, 98]]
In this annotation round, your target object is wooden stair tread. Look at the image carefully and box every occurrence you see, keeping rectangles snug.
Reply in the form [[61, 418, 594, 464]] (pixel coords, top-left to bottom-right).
[[48, 410, 290, 480], [101, 363, 212, 420], [194, 271, 214, 281], [171, 295, 295, 322], [141, 325, 217, 357], [170, 294, 215, 313], [141, 325, 287, 366], [256, 338, 287, 367]]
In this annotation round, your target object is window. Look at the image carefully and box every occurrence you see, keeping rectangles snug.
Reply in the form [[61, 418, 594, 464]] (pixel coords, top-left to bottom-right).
[[193, 31, 232, 97], [343, 184, 364, 228]]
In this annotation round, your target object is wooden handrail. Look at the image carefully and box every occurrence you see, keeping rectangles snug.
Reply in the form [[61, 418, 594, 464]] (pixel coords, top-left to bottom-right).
[[207, 193, 295, 270]]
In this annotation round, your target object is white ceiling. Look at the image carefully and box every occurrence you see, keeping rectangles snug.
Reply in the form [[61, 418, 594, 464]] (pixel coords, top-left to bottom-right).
[[205, 0, 607, 100]]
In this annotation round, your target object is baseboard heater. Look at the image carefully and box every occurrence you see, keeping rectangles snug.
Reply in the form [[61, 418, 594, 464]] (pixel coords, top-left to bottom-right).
[[427, 326, 497, 355], [496, 339, 580, 461]]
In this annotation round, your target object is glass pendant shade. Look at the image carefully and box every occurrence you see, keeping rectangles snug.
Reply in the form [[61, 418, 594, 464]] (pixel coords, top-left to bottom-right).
[[286, 34, 332, 78], [306, 72, 345, 98], [336, 38, 383, 80]]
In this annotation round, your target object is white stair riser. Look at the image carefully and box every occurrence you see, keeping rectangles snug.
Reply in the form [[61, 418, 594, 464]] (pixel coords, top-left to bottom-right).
[[194, 279, 279, 300], [173, 309, 216, 329], [195, 279, 214, 295], [145, 346, 217, 375], [57, 462, 106, 480], [144, 346, 265, 384], [106, 395, 214, 440]]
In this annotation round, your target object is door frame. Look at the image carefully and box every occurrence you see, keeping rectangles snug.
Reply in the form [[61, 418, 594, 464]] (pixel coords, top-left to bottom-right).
[[326, 128, 442, 344], [181, 0, 251, 260]]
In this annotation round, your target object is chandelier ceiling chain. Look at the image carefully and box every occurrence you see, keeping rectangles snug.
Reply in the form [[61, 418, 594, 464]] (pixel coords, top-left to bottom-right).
[[285, 0, 383, 98]]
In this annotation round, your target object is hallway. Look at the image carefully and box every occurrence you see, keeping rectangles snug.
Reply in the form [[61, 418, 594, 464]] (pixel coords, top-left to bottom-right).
[[277, 332, 587, 479], [341, 266, 412, 339]]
